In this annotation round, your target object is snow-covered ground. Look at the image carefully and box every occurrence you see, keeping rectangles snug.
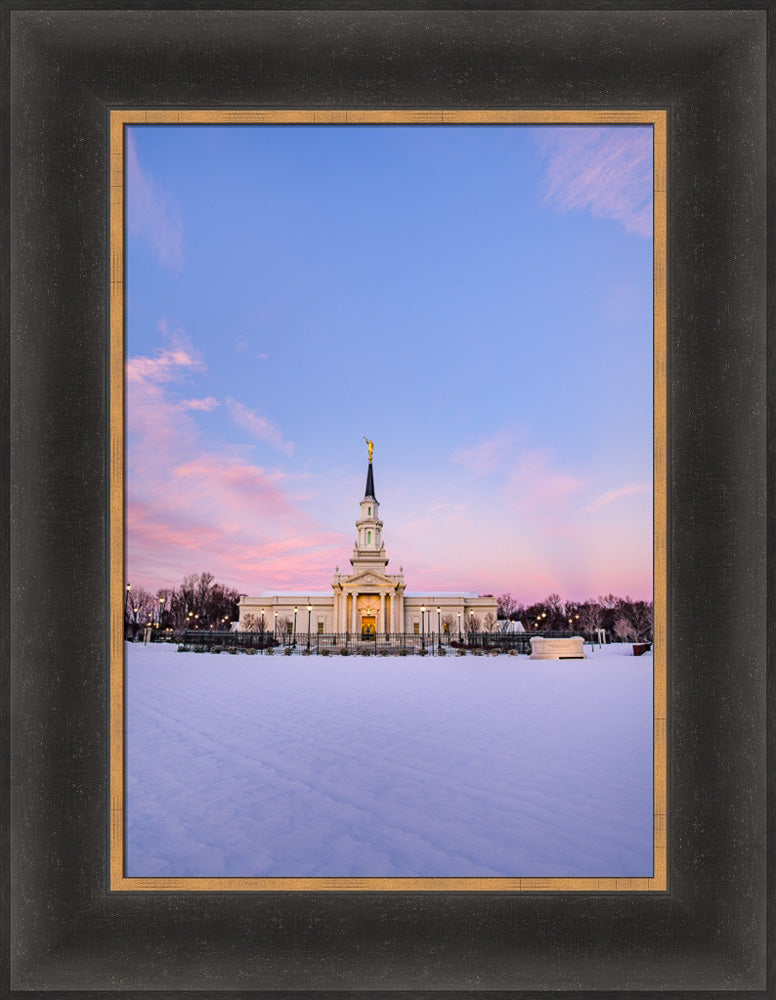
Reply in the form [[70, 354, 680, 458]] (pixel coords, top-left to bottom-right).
[[125, 643, 653, 878]]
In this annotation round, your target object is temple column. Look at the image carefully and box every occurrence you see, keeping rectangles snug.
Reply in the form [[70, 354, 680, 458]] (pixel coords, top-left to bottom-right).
[[380, 592, 386, 635]]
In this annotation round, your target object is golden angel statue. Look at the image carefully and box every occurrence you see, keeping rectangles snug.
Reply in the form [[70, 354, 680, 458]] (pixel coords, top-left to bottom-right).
[[363, 436, 374, 462]]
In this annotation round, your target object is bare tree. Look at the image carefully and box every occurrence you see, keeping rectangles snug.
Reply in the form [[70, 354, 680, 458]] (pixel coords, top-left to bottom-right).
[[578, 601, 603, 635], [441, 615, 455, 636], [242, 613, 264, 633], [613, 616, 635, 642], [465, 614, 481, 635], [483, 612, 497, 633], [496, 593, 518, 620], [620, 599, 653, 642], [127, 587, 155, 631]]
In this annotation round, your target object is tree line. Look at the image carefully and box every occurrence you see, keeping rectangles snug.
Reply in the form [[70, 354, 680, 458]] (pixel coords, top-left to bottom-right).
[[124, 572, 240, 638], [494, 592, 654, 642]]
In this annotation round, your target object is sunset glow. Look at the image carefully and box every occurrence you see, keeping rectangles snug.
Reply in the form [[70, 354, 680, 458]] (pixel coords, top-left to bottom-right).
[[126, 123, 654, 602]]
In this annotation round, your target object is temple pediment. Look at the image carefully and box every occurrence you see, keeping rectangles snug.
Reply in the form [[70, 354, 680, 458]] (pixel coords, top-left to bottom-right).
[[337, 569, 398, 590]]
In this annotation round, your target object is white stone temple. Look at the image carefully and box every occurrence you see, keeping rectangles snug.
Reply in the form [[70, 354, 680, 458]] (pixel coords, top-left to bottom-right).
[[238, 446, 497, 638]]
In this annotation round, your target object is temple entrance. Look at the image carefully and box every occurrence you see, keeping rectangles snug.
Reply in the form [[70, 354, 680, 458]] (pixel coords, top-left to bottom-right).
[[361, 616, 376, 638]]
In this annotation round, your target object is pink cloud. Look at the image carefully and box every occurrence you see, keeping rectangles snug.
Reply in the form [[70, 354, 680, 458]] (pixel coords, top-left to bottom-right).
[[451, 428, 520, 476], [226, 398, 293, 456], [126, 345, 204, 387], [502, 449, 586, 514], [179, 397, 219, 412], [126, 340, 345, 594], [584, 482, 651, 513], [126, 131, 184, 271], [538, 126, 653, 238]]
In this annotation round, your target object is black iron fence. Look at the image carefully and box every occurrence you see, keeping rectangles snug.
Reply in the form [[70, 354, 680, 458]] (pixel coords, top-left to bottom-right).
[[171, 629, 593, 655]]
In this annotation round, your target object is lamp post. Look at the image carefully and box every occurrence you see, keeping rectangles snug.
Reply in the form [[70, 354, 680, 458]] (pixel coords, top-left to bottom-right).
[[293, 606, 298, 647], [307, 603, 312, 651], [274, 611, 278, 639], [260, 607, 265, 634], [457, 610, 461, 642], [420, 605, 426, 650], [437, 606, 441, 650], [158, 596, 165, 631]]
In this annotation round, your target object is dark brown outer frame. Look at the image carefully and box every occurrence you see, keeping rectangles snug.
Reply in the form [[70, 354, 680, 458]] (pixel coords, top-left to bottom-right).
[[4, 5, 769, 996]]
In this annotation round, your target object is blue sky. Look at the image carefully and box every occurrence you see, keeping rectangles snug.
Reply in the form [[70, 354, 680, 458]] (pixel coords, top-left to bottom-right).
[[125, 122, 654, 601]]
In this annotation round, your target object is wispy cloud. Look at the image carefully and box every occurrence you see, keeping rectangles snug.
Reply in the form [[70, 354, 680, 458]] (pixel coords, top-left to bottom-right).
[[179, 397, 219, 412], [584, 482, 651, 513], [126, 332, 340, 592], [126, 131, 184, 271], [502, 449, 587, 514], [537, 126, 653, 238], [451, 428, 521, 476], [226, 398, 293, 456], [126, 342, 204, 387]]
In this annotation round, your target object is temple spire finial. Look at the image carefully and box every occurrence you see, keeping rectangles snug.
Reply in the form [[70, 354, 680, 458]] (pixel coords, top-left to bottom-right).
[[363, 436, 374, 462]]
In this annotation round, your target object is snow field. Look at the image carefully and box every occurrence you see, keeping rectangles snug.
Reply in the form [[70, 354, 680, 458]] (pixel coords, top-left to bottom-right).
[[126, 643, 654, 878]]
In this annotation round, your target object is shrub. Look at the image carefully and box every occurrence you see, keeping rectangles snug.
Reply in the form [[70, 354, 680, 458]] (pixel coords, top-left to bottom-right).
[[177, 644, 191, 653], [339, 648, 350, 656], [283, 647, 293, 656], [264, 647, 274, 655], [438, 648, 447, 656], [227, 647, 239, 654], [245, 648, 257, 655], [320, 649, 330, 656], [456, 648, 467, 656], [418, 649, 428, 656], [193, 645, 207, 653], [209, 646, 222, 654]]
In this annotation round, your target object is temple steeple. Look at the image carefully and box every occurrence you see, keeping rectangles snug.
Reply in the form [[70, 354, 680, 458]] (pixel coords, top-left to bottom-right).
[[351, 441, 387, 571]]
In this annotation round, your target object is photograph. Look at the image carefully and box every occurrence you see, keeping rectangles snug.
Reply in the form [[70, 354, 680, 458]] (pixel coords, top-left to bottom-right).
[[116, 113, 665, 886], [7, 6, 767, 993]]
